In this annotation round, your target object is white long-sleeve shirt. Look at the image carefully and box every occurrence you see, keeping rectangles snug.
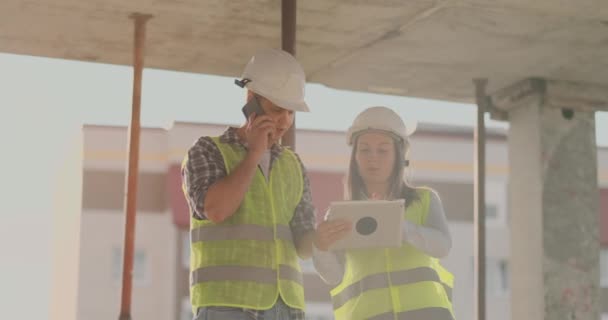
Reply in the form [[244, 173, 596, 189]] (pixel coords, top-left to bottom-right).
[[312, 190, 452, 285]]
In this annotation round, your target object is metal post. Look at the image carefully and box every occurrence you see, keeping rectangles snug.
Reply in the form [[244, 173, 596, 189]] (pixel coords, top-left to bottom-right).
[[281, 0, 297, 150], [473, 78, 488, 320], [118, 12, 152, 320]]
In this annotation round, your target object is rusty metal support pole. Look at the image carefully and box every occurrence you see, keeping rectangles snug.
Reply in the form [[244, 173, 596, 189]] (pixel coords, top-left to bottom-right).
[[118, 13, 152, 320], [473, 78, 488, 320], [281, 0, 297, 150]]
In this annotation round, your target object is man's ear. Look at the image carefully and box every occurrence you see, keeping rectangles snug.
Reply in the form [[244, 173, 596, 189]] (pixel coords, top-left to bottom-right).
[[246, 90, 255, 102]]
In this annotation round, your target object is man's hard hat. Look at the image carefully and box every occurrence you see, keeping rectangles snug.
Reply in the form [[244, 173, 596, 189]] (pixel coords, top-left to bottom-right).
[[235, 48, 309, 112], [346, 106, 417, 146]]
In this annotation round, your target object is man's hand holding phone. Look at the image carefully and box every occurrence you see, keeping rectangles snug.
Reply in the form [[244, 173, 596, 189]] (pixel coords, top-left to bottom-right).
[[245, 113, 275, 156]]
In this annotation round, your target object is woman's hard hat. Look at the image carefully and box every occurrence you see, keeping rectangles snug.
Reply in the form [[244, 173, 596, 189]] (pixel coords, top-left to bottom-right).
[[235, 48, 309, 112], [346, 106, 417, 146]]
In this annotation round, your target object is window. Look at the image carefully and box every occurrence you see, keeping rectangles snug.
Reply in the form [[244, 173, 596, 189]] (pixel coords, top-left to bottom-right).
[[498, 260, 509, 293], [485, 204, 498, 219], [484, 181, 507, 226], [471, 257, 509, 296], [601, 249, 608, 288], [486, 258, 509, 295], [112, 246, 149, 286]]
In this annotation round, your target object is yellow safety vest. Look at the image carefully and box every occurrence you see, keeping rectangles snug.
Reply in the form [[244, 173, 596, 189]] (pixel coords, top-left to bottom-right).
[[186, 137, 305, 313], [330, 189, 455, 320]]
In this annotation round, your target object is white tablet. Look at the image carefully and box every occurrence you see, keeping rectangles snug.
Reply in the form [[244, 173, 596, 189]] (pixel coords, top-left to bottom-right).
[[326, 199, 405, 250]]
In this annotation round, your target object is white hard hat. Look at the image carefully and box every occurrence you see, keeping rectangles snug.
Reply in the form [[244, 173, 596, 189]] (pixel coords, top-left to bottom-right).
[[346, 106, 417, 146], [235, 48, 309, 112]]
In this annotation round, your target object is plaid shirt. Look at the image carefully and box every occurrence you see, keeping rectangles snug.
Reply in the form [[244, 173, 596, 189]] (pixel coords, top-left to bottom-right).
[[182, 127, 315, 319]]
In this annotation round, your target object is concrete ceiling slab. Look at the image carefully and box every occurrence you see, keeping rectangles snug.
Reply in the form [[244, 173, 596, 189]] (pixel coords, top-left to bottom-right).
[[2, 0, 607, 103]]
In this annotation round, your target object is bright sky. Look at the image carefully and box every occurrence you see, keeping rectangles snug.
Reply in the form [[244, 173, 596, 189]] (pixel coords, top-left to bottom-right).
[[0, 52, 606, 319]]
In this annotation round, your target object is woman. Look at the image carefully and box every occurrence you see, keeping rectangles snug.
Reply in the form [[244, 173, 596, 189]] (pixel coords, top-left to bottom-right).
[[313, 106, 455, 320]]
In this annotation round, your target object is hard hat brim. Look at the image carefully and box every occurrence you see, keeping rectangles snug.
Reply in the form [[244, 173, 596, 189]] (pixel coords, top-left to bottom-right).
[[346, 123, 417, 146], [246, 83, 310, 112], [267, 95, 310, 112]]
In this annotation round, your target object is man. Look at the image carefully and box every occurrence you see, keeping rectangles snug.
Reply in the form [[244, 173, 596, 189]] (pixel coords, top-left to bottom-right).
[[182, 48, 316, 320]]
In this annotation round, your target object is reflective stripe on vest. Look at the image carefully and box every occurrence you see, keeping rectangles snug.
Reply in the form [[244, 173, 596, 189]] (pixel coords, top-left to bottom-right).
[[191, 224, 293, 242], [369, 308, 454, 320], [435, 259, 454, 302], [444, 284, 453, 302], [332, 267, 445, 309], [191, 264, 302, 286]]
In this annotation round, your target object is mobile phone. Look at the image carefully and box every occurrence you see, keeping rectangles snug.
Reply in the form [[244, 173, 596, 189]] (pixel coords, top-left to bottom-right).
[[242, 95, 265, 119]]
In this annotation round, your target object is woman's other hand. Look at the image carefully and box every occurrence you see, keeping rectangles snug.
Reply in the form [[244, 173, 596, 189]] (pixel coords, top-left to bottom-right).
[[314, 219, 352, 251]]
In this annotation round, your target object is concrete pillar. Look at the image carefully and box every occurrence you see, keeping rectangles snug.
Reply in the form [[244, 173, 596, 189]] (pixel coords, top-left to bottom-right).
[[489, 79, 608, 320]]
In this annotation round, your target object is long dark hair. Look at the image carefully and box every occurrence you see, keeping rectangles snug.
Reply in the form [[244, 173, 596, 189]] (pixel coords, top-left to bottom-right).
[[346, 133, 419, 206]]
